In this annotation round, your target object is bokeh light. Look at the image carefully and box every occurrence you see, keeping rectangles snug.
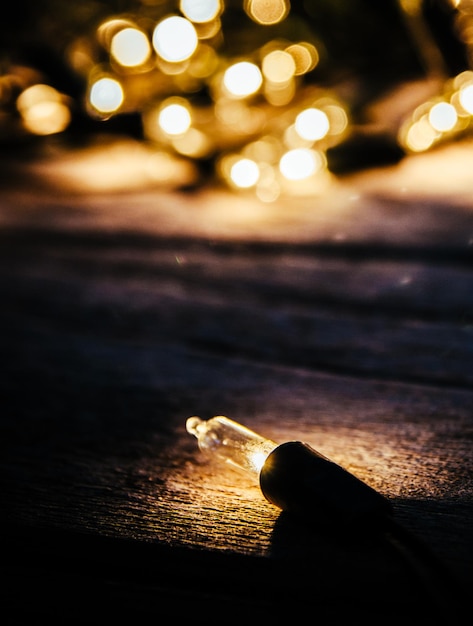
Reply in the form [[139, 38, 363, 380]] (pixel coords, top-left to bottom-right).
[[428, 102, 458, 132], [89, 77, 124, 114], [7, 0, 462, 198], [245, 0, 290, 25], [279, 148, 323, 180], [323, 103, 349, 136], [261, 50, 295, 83], [295, 107, 330, 141], [180, 0, 221, 23], [159, 100, 192, 135], [97, 18, 136, 50], [111, 27, 151, 67], [223, 62, 263, 97], [172, 127, 212, 158], [230, 157, 260, 188], [285, 43, 319, 75], [17, 84, 71, 135], [459, 83, 473, 113], [152, 16, 198, 63], [403, 117, 438, 152]]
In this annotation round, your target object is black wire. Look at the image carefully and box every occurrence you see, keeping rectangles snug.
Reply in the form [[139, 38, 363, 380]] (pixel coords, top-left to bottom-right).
[[379, 514, 467, 623]]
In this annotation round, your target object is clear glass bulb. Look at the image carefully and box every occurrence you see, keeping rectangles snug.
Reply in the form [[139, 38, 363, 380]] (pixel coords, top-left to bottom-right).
[[187, 416, 393, 523], [186, 415, 278, 477]]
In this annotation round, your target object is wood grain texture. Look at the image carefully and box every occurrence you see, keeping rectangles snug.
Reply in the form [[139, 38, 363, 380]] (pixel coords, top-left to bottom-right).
[[0, 138, 472, 624]]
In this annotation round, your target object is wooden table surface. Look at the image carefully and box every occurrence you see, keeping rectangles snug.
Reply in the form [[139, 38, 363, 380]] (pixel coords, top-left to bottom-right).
[[1, 136, 472, 624]]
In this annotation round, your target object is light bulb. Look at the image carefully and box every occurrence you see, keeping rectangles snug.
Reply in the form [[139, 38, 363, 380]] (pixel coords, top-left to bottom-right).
[[186, 415, 277, 476], [186, 415, 393, 526]]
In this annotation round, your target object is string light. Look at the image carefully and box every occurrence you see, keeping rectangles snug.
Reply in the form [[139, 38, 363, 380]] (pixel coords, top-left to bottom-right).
[[4, 1, 473, 193], [187, 415, 392, 525], [398, 70, 473, 152], [3, 1, 353, 197], [186, 415, 470, 622]]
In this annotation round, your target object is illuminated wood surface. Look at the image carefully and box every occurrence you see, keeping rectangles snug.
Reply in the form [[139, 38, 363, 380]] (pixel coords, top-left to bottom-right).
[[0, 138, 472, 624]]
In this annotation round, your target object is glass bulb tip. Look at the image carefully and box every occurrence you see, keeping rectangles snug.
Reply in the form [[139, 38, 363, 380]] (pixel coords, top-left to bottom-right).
[[186, 416, 204, 437]]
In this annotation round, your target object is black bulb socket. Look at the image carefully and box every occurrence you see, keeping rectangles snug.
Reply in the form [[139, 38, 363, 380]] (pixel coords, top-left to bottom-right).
[[259, 441, 393, 526]]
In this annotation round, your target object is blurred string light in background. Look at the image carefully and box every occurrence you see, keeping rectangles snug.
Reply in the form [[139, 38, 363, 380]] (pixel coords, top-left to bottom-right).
[[396, 0, 473, 152], [1, 1, 472, 196], [398, 68, 473, 152]]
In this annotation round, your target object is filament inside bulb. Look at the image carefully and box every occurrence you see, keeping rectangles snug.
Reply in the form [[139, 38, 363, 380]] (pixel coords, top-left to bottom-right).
[[186, 415, 277, 477]]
